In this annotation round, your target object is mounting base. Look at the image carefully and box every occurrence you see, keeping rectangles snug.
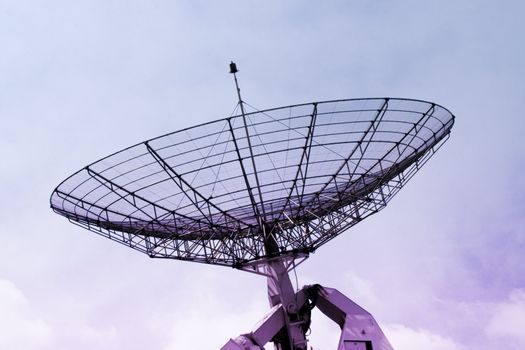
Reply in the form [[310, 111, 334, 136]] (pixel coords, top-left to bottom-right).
[[220, 284, 394, 350]]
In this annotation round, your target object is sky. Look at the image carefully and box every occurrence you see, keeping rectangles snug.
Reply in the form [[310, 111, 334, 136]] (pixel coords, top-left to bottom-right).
[[1, 0, 524, 349]]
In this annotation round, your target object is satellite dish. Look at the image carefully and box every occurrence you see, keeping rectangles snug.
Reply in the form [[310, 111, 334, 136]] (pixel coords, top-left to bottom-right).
[[51, 63, 454, 350]]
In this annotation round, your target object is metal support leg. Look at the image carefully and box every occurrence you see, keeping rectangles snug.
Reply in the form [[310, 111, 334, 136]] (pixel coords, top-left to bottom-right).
[[266, 260, 308, 350], [310, 286, 394, 350], [221, 304, 286, 350]]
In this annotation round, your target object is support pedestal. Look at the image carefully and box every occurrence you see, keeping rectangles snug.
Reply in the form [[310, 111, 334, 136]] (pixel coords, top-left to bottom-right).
[[221, 282, 394, 350]]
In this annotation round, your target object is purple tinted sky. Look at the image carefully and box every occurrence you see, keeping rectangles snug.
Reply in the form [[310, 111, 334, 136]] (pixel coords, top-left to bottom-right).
[[1, 1, 524, 349]]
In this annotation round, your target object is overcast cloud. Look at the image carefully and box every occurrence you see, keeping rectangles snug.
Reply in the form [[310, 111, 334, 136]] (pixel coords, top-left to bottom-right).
[[1, 1, 524, 349]]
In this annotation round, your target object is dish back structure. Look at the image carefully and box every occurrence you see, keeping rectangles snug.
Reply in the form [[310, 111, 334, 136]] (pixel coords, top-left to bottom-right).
[[51, 98, 453, 268]]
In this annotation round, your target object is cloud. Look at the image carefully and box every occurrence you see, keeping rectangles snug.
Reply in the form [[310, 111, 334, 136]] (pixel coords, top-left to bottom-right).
[[485, 289, 525, 346], [341, 271, 383, 310], [384, 324, 465, 350], [0, 279, 52, 350], [158, 292, 270, 350], [76, 324, 118, 346], [1, 1, 523, 350], [0, 278, 120, 350]]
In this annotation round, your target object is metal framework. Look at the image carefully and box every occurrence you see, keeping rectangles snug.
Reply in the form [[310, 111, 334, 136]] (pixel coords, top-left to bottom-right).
[[50, 63, 455, 350], [51, 97, 454, 268]]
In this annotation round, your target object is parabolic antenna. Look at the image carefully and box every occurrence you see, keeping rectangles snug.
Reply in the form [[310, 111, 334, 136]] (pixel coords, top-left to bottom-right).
[[51, 63, 454, 350]]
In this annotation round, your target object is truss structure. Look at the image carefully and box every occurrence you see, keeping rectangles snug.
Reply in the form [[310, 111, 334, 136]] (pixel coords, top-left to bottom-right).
[[51, 97, 454, 268]]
